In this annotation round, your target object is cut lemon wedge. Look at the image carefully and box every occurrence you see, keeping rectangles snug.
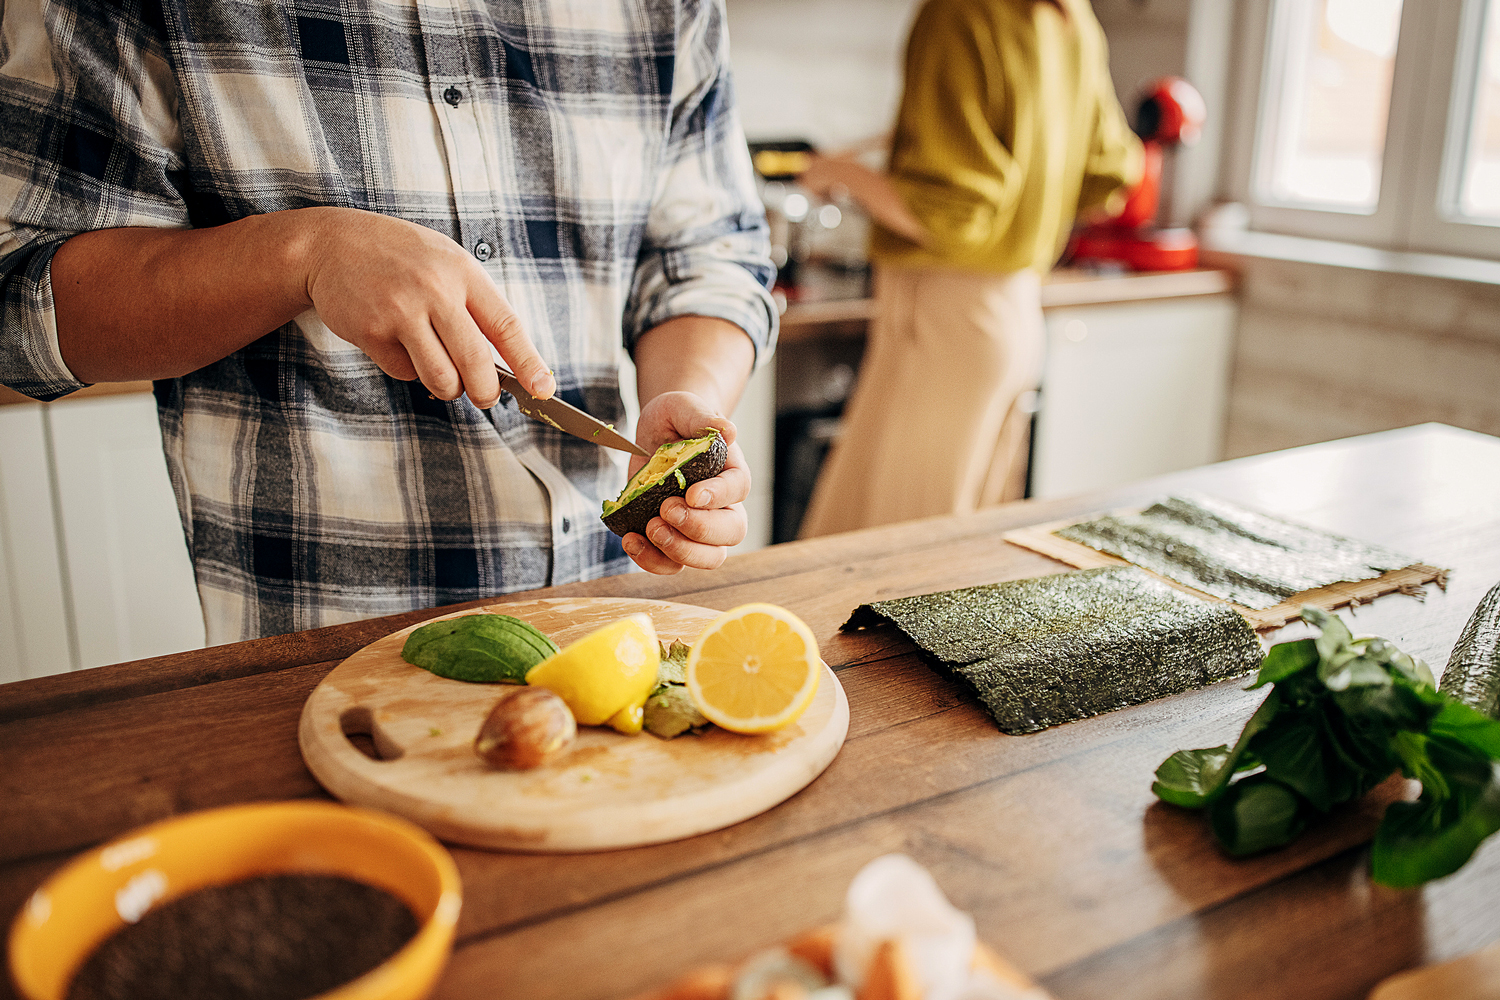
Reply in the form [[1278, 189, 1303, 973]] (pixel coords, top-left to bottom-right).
[[686, 603, 821, 734], [525, 613, 660, 728]]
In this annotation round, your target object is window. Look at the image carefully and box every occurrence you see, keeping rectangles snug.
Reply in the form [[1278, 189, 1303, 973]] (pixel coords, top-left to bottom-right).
[[1229, 0, 1500, 259], [1453, 0, 1500, 220]]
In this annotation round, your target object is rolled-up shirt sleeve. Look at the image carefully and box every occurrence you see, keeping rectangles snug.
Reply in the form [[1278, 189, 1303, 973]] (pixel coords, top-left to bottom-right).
[[623, 0, 777, 370], [0, 1, 189, 401]]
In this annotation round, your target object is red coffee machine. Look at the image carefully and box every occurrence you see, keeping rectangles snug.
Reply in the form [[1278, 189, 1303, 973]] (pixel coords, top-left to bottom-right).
[[1069, 76, 1207, 272]]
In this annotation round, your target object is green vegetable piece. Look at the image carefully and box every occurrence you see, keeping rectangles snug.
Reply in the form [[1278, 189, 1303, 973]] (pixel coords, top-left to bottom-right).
[[1209, 776, 1308, 857], [1441, 578, 1500, 719], [1373, 742, 1500, 887], [1151, 746, 1235, 809], [1151, 690, 1281, 808], [643, 684, 710, 739], [1153, 605, 1500, 886], [400, 613, 560, 683], [1430, 698, 1500, 759], [1247, 637, 1318, 689]]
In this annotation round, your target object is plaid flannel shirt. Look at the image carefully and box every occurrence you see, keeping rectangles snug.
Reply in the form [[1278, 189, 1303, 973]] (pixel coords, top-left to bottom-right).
[[0, 0, 776, 643]]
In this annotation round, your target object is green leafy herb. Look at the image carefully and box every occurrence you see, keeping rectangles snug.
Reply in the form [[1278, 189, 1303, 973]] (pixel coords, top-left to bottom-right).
[[1153, 606, 1500, 886]]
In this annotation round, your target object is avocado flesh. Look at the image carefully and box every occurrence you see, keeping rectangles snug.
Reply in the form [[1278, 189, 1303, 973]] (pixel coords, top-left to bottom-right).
[[601, 429, 727, 537]]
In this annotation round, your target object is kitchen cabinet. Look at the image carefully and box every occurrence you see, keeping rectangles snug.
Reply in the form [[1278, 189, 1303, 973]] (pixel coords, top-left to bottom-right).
[[1029, 291, 1238, 498], [0, 406, 74, 682], [0, 394, 204, 683], [771, 267, 1240, 533]]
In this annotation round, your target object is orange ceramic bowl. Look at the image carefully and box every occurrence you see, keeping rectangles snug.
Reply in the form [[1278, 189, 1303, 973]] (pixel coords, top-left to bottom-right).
[[8, 800, 462, 1000]]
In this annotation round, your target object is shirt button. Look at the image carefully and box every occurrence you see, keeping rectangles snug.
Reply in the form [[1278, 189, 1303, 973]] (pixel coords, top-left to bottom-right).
[[561, 517, 571, 532], [443, 86, 463, 107], [474, 241, 493, 261]]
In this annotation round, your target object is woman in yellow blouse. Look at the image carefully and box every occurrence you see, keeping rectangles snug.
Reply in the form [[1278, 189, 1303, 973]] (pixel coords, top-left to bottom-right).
[[797, 0, 1142, 537]]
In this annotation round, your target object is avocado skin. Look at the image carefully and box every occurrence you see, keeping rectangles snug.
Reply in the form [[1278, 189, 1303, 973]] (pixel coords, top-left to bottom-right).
[[602, 433, 729, 537]]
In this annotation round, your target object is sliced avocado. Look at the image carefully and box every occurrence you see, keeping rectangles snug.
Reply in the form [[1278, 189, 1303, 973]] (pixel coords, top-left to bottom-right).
[[601, 429, 728, 537], [643, 683, 710, 739]]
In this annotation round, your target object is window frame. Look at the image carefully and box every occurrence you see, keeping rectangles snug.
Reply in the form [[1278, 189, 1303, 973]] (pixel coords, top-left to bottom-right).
[[1224, 0, 1500, 260]]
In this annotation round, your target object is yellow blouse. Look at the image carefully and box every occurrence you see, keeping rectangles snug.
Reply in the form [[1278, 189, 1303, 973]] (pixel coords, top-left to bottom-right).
[[871, 0, 1144, 274]]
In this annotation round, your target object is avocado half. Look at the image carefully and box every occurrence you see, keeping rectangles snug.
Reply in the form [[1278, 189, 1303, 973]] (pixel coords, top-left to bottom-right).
[[601, 429, 728, 537]]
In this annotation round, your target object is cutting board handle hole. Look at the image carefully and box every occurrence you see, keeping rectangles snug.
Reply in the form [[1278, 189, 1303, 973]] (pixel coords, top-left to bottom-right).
[[339, 706, 404, 762]]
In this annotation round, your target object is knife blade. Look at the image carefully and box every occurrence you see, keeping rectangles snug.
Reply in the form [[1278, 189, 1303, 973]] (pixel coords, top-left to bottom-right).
[[494, 365, 649, 457]]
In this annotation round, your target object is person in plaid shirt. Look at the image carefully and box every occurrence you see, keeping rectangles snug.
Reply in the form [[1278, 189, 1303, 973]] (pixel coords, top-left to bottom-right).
[[0, 0, 776, 643]]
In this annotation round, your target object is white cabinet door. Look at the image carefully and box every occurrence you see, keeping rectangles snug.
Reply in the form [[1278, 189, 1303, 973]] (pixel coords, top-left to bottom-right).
[[1030, 295, 1238, 499], [47, 394, 204, 670], [0, 405, 74, 682]]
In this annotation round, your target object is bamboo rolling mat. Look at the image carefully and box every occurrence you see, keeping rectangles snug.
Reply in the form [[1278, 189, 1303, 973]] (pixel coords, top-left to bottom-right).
[[1004, 515, 1448, 632]]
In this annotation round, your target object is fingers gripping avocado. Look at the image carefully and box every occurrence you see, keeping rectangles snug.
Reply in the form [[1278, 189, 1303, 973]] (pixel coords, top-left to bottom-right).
[[601, 429, 728, 537]]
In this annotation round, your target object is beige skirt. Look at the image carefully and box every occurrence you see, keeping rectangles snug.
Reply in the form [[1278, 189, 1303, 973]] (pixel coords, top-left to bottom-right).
[[798, 265, 1045, 538]]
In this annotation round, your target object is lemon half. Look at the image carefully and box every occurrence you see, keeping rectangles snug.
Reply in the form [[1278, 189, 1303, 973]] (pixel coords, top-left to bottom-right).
[[686, 604, 821, 734], [525, 613, 660, 730]]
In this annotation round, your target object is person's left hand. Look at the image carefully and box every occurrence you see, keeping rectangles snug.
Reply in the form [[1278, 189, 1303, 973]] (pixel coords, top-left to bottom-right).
[[621, 391, 749, 574]]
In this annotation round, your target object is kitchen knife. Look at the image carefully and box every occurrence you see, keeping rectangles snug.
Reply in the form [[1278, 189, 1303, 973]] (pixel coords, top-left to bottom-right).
[[494, 365, 649, 457]]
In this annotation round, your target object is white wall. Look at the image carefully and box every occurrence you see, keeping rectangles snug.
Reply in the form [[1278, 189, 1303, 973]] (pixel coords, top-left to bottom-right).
[[726, 0, 923, 149], [1209, 246, 1500, 460]]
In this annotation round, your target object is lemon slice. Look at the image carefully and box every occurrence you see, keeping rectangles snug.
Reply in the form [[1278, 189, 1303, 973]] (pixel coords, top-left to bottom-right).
[[686, 603, 821, 734], [525, 613, 660, 727]]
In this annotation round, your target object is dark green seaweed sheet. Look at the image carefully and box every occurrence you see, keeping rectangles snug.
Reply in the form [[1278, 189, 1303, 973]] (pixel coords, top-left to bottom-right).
[[842, 566, 1263, 734], [1054, 493, 1423, 610]]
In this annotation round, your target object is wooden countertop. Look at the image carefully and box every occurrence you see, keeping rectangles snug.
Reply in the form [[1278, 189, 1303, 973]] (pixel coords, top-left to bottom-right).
[[4, 422, 1497, 1000]]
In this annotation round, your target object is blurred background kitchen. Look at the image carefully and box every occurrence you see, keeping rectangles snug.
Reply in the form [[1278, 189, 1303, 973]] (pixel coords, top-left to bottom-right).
[[4, 0, 1498, 680]]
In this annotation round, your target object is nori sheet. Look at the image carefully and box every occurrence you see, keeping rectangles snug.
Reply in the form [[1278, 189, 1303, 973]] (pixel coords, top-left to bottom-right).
[[1054, 493, 1422, 610], [842, 565, 1264, 734]]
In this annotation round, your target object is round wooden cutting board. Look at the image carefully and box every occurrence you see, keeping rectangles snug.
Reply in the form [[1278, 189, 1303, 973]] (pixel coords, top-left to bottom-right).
[[299, 597, 849, 852]]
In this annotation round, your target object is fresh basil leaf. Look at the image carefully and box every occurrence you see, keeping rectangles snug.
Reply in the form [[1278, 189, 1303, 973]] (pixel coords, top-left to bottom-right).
[[1323, 655, 1395, 692], [1306, 606, 1353, 662], [1153, 746, 1235, 808], [1249, 638, 1319, 690], [1209, 776, 1309, 857], [1318, 702, 1401, 780], [1331, 680, 1441, 735], [1252, 711, 1335, 813], [1393, 731, 1450, 800], [1428, 699, 1500, 759], [1372, 755, 1500, 888], [1154, 690, 1285, 808]]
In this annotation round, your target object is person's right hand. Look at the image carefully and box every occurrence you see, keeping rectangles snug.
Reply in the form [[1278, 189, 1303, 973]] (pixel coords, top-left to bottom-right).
[[301, 207, 554, 407]]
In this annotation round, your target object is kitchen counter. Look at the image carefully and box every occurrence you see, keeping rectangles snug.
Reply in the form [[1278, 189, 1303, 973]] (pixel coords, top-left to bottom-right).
[[777, 264, 1236, 343], [0, 268, 1234, 405], [4, 423, 1499, 1000]]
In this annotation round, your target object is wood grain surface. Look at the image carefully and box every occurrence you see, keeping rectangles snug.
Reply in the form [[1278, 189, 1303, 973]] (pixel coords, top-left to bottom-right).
[[299, 597, 848, 852], [4, 424, 1500, 1000]]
